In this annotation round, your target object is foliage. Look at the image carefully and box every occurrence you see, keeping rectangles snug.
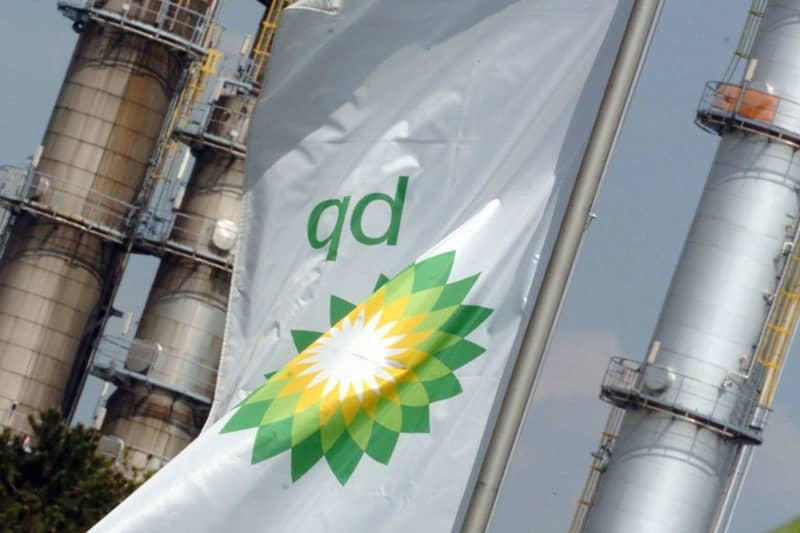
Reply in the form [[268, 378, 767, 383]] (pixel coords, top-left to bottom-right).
[[773, 517, 800, 533], [0, 409, 140, 532]]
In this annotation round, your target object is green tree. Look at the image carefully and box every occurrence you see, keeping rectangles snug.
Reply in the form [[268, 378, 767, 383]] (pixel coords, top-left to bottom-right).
[[0, 409, 141, 532], [773, 517, 800, 533]]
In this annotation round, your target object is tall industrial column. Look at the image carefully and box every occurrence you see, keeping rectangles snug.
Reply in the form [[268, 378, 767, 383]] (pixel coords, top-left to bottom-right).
[[574, 2, 800, 531], [0, 0, 218, 434], [99, 0, 288, 472]]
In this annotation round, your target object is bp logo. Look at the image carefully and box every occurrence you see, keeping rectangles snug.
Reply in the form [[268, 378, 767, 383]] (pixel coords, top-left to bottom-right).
[[221, 251, 492, 484]]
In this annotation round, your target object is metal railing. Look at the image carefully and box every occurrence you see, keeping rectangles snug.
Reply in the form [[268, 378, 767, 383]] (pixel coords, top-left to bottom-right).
[[0, 166, 136, 242], [97, 434, 171, 473], [697, 81, 800, 145], [91, 335, 217, 404], [0, 165, 234, 268], [58, 0, 217, 57], [175, 98, 250, 156], [237, 0, 292, 88], [0, 165, 27, 194], [139, 208, 236, 269], [569, 405, 625, 533], [600, 357, 762, 443], [97, 434, 126, 461]]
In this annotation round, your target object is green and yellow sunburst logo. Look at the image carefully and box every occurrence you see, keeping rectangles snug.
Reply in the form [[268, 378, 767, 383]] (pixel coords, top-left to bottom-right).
[[221, 251, 492, 484]]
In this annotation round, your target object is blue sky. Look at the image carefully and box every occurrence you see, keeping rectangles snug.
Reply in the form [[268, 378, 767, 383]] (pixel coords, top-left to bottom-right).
[[0, 2, 797, 532]]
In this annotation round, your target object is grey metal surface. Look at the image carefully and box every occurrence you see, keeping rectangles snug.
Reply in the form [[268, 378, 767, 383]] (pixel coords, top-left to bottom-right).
[[100, 112, 250, 466], [748, 0, 800, 134], [92, 335, 217, 404], [0, 21, 186, 429], [583, 2, 800, 531], [600, 357, 762, 443], [170, 94, 252, 262], [102, 384, 198, 472], [124, 259, 229, 399], [100, 24, 261, 467]]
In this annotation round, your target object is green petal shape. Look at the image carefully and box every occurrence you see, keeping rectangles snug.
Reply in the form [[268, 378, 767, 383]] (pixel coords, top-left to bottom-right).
[[292, 330, 323, 352], [374, 274, 390, 292], [326, 431, 364, 484], [262, 394, 301, 424], [221, 250, 494, 486], [400, 405, 430, 433], [221, 401, 271, 433], [291, 430, 324, 481], [414, 305, 460, 332], [423, 373, 463, 402], [385, 267, 414, 303], [434, 275, 479, 310], [321, 409, 347, 453], [413, 357, 452, 382], [365, 422, 399, 464], [291, 406, 320, 446], [436, 339, 486, 370], [330, 295, 356, 325], [412, 252, 455, 293], [416, 331, 461, 354], [440, 305, 493, 337], [347, 410, 374, 450], [249, 377, 289, 403], [253, 419, 293, 463], [396, 380, 429, 407], [374, 397, 402, 432], [405, 286, 444, 317]]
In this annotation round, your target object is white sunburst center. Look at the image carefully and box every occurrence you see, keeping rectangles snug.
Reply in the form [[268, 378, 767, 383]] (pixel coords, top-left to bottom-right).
[[300, 310, 406, 401]]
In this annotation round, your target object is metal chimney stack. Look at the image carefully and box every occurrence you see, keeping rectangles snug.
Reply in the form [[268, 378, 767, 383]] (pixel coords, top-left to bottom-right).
[[98, 1, 288, 472], [0, 0, 218, 434], [573, 1, 800, 531]]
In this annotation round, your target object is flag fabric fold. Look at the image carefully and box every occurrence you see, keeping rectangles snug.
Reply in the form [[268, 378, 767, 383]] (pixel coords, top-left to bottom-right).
[[92, 1, 627, 531]]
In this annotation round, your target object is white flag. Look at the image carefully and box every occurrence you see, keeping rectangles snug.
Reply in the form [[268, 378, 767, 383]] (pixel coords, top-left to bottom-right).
[[93, 0, 630, 531]]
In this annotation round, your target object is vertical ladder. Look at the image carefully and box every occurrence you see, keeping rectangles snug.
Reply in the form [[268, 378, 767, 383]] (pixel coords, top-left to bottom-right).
[[721, 0, 767, 82], [569, 406, 625, 533], [247, 0, 293, 86], [712, 216, 800, 532], [754, 252, 800, 407]]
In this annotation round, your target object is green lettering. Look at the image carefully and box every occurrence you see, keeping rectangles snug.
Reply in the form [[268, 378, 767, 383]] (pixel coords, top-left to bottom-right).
[[307, 196, 351, 261], [351, 176, 408, 246]]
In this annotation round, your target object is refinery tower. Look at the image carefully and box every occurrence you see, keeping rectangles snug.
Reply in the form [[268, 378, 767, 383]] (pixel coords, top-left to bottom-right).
[[0, 0, 223, 433], [0, 0, 290, 473], [573, 1, 800, 531], [98, 0, 289, 472]]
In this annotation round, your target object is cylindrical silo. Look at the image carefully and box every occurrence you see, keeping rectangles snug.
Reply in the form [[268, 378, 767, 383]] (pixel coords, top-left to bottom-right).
[[0, 1, 217, 434], [582, 2, 800, 531], [100, 2, 285, 471], [100, 132, 247, 471]]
